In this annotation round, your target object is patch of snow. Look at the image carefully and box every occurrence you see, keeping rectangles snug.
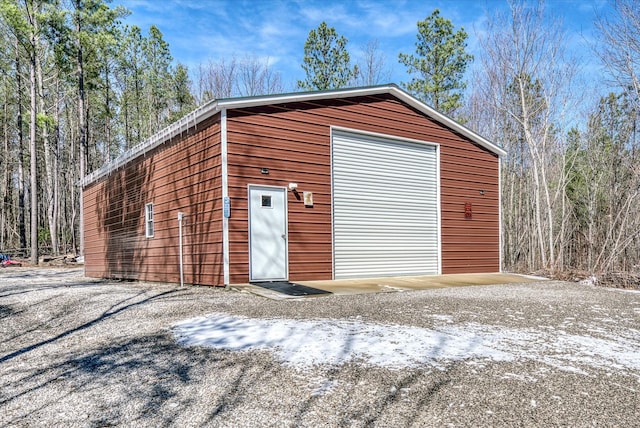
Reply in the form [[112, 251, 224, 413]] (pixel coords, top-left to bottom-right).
[[580, 276, 597, 286], [430, 314, 454, 323], [379, 285, 404, 292], [309, 378, 338, 397], [501, 372, 538, 382], [519, 274, 549, 280], [172, 314, 640, 373]]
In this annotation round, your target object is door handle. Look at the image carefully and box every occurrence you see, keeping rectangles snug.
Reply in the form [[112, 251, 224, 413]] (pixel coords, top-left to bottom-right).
[[281, 234, 287, 240]]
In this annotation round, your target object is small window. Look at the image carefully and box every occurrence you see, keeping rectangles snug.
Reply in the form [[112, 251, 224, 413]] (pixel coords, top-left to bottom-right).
[[145, 203, 154, 238], [261, 194, 272, 208]]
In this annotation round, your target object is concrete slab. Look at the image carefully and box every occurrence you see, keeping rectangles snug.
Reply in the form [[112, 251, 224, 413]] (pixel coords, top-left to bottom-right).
[[229, 273, 545, 299]]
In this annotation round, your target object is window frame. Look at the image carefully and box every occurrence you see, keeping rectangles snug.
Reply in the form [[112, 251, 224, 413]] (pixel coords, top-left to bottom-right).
[[145, 203, 154, 238], [261, 194, 273, 208]]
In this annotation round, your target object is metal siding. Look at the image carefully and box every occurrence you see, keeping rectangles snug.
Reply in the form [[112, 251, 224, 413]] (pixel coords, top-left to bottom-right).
[[439, 147, 500, 273], [83, 117, 225, 285], [226, 108, 333, 283], [332, 130, 439, 278], [226, 96, 499, 281], [98, 94, 496, 285], [84, 93, 501, 286]]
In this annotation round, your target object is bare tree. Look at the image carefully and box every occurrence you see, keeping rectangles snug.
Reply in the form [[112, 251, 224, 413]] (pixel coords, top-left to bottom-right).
[[594, 0, 640, 109], [194, 58, 237, 103], [73, 0, 87, 257], [36, 34, 58, 255], [237, 56, 284, 96], [475, 0, 578, 272], [14, 36, 27, 251], [194, 55, 285, 103], [355, 39, 391, 86], [24, 0, 41, 265], [566, 93, 640, 273]]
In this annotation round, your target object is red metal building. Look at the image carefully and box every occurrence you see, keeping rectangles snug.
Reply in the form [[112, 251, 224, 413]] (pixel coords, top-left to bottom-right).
[[81, 85, 505, 286]]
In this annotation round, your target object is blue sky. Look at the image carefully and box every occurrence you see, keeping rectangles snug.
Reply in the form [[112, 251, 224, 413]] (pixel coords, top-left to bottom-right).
[[114, 0, 610, 92]]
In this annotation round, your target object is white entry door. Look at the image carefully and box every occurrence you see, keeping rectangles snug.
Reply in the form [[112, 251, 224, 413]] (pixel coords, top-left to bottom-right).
[[249, 185, 288, 281]]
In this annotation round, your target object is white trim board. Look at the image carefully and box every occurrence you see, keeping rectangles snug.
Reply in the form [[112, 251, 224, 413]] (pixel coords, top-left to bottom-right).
[[221, 109, 230, 285]]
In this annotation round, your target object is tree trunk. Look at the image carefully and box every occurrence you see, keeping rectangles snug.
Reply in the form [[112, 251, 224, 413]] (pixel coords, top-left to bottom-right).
[[54, 77, 60, 253], [29, 32, 38, 265], [37, 48, 58, 256], [15, 38, 27, 252], [1, 89, 8, 249], [76, 0, 87, 257]]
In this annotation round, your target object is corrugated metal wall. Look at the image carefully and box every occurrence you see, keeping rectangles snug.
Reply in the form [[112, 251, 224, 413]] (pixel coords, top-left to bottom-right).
[[226, 94, 499, 283], [84, 93, 499, 286], [226, 107, 333, 283], [83, 116, 224, 285], [440, 141, 500, 273]]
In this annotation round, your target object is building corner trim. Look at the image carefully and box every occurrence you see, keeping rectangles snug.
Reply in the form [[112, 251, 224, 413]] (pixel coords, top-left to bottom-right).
[[221, 108, 230, 285], [498, 157, 503, 273]]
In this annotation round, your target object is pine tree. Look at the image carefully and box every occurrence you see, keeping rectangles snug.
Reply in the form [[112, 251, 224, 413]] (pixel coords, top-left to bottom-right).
[[399, 9, 472, 115], [168, 62, 195, 122], [297, 22, 358, 91], [143, 25, 172, 132]]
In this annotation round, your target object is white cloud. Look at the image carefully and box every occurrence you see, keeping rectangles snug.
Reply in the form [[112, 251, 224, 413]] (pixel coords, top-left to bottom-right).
[[115, 0, 603, 94]]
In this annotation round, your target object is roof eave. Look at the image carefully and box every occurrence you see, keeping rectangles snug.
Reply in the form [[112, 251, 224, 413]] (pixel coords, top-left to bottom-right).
[[384, 86, 507, 157], [217, 84, 505, 157], [216, 84, 399, 110], [81, 84, 504, 188], [80, 98, 222, 188]]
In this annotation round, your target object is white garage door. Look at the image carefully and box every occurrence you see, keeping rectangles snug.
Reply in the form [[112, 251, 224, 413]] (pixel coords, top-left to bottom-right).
[[332, 130, 439, 279]]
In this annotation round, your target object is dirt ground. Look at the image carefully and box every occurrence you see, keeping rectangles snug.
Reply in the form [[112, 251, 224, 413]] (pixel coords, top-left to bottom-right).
[[1, 267, 639, 427]]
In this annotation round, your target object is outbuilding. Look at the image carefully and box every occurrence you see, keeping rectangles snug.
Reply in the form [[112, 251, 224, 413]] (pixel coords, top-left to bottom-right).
[[81, 84, 505, 286]]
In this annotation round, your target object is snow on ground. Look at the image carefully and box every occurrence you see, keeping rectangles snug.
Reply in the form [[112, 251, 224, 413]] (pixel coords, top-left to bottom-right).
[[173, 313, 640, 374], [0, 267, 86, 283]]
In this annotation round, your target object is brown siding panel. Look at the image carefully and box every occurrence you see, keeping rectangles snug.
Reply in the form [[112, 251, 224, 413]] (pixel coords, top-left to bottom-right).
[[227, 110, 332, 282], [226, 95, 499, 282], [84, 93, 500, 286], [83, 117, 224, 285]]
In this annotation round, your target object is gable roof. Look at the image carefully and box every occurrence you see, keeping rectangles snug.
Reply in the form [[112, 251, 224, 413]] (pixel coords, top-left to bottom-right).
[[81, 84, 505, 187]]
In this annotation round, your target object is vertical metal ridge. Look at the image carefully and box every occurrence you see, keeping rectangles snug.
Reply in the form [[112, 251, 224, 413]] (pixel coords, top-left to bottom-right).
[[498, 157, 503, 273], [436, 144, 442, 275], [221, 108, 230, 285]]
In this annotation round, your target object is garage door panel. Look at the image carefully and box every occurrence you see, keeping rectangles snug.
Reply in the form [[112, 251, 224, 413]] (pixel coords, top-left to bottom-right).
[[336, 250, 438, 258], [335, 215, 438, 223], [332, 130, 439, 279], [334, 187, 437, 200]]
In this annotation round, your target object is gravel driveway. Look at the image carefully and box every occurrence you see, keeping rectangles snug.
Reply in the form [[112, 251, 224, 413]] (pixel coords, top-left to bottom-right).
[[1, 267, 639, 427]]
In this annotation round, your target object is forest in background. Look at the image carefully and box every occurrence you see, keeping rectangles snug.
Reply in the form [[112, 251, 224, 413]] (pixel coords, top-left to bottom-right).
[[0, 0, 638, 280]]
